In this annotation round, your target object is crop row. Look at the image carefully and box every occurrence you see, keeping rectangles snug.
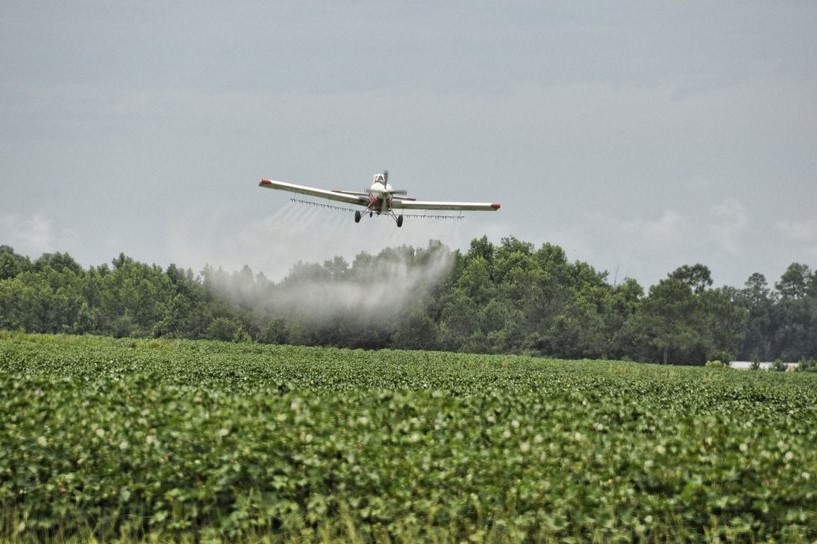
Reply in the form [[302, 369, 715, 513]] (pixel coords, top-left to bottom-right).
[[1, 332, 817, 542]]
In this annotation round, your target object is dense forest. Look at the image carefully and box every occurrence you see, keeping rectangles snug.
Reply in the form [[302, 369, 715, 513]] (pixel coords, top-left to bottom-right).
[[1, 239, 815, 365]]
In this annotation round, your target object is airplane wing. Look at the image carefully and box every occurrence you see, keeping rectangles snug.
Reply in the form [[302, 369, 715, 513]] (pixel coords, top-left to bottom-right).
[[392, 199, 501, 211], [259, 179, 367, 206]]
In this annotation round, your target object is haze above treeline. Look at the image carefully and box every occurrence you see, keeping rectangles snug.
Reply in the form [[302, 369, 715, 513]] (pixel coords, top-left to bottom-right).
[[1, 236, 815, 365]]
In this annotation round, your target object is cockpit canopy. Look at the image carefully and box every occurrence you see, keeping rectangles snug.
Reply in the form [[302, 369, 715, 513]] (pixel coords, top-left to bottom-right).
[[373, 170, 389, 185]]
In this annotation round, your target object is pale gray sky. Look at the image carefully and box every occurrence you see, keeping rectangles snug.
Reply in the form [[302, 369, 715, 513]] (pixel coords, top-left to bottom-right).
[[2, 1, 816, 287]]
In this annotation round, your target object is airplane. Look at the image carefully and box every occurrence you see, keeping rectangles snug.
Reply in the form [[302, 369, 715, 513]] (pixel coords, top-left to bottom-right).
[[259, 170, 500, 227]]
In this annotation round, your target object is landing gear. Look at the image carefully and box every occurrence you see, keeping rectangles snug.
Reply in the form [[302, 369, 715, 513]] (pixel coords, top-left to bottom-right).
[[354, 209, 403, 227]]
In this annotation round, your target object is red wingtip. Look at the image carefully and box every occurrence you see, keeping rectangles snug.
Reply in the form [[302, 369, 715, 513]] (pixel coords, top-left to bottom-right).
[[491, 203, 501, 210], [259, 179, 273, 187]]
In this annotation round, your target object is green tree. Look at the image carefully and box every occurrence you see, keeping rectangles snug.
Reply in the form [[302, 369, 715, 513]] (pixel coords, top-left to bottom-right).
[[632, 268, 707, 364], [773, 263, 816, 360], [669, 263, 713, 294], [0, 246, 31, 279], [606, 277, 644, 359], [736, 273, 776, 360], [96, 255, 177, 337], [393, 310, 439, 350], [630, 264, 745, 364], [699, 286, 745, 363], [776, 263, 811, 299], [207, 317, 249, 342]]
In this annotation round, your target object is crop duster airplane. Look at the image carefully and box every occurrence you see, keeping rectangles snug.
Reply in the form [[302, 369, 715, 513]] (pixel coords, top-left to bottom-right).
[[259, 171, 500, 227]]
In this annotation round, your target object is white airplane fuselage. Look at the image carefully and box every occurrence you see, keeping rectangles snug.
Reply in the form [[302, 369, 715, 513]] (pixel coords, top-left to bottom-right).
[[366, 174, 394, 213]]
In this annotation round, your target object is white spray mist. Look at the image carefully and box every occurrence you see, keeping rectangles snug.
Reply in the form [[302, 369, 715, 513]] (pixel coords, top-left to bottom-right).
[[206, 241, 454, 328]]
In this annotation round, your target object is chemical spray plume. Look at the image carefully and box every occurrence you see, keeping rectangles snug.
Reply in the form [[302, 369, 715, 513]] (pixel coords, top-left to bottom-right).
[[205, 242, 453, 326]]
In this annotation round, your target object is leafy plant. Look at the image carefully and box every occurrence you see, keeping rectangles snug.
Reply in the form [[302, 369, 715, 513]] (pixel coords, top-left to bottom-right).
[[797, 357, 817, 372], [772, 358, 788, 372], [2, 333, 816, 542]]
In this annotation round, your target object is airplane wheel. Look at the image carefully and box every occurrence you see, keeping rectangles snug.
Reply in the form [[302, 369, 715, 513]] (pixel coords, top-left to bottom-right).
[[354, 210, 361, 223], [397, 215, 404, 228]]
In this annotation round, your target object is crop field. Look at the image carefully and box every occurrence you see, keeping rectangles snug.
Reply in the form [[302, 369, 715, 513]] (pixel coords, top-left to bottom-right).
[[1, 332, 816, 542]]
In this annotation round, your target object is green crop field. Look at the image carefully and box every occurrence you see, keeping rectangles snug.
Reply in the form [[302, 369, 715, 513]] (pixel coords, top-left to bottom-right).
[[1, 332, 816, 542]]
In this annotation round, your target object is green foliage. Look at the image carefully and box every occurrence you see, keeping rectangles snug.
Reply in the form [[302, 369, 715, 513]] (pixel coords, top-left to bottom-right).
[[797, 358, 817, 372], [0, 243, 815, 364], [206, 317, 250, 342], [772, 358, 789, 372], [2, 333, 817, 542]]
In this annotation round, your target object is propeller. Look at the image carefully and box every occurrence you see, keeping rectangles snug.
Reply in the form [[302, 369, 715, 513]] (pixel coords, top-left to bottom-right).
[[381, 170, 408, 195]]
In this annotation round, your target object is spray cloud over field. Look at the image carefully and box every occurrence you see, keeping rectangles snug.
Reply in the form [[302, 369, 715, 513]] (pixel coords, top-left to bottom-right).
[[204, 238, 454, 328], [273, 247, 452, 323]]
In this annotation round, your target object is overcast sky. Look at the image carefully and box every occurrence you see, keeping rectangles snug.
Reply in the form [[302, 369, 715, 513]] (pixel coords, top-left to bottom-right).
[[2, 1, 816, 288]]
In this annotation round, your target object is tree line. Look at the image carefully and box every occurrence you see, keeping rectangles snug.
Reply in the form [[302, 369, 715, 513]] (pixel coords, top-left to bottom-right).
[[1, 239, 815, 365]]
